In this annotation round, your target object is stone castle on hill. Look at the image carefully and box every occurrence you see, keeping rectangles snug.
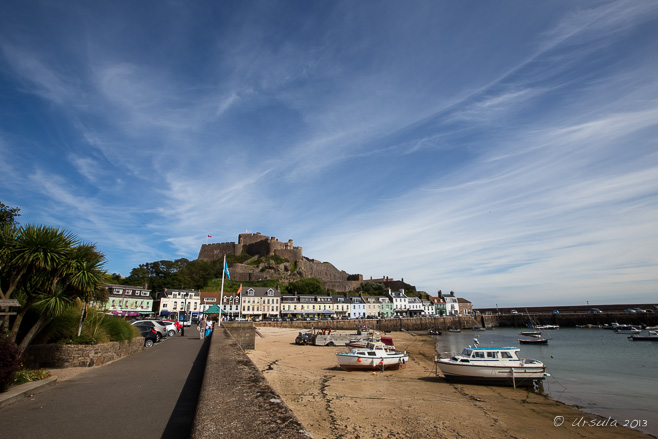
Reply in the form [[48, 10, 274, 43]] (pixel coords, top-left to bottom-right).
[[197, 232, 364, 292]]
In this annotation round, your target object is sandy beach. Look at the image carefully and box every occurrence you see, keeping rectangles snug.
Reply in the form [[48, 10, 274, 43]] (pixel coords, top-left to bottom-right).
[[247, 326, 651, 439]]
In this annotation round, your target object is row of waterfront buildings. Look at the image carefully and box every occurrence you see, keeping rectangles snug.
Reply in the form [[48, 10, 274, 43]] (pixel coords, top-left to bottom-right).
[[93, 284, 473, 322]]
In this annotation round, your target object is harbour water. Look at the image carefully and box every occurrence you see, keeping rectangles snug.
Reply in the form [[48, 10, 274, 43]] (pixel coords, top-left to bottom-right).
[[433, 327, 658, 437]]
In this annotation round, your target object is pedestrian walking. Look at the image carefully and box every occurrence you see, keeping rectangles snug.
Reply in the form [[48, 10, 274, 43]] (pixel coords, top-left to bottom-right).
[[198, 317, 206, 339]]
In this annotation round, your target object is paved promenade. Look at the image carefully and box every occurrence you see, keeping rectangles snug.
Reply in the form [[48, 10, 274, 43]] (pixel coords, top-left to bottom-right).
[[0, 329, 209, 439]]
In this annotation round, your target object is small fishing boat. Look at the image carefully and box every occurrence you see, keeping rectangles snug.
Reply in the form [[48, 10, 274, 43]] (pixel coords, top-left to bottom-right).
[[428, 330, 442, 336], [518, 337, 549, 344], [448, 329, 461, 333], [535, 325, 559, 330], [628, 330, 658, 341], [520, 330, 541, 336], [472, 327, 486, 331], [336, 341, 409, 371], [435, 342, 547, 387]]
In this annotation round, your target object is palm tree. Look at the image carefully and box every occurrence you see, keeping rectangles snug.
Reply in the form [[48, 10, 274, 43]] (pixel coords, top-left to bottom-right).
[[67, 245, 107, 336], [1, 224, 107, 354], [1, 224, 75, 335]]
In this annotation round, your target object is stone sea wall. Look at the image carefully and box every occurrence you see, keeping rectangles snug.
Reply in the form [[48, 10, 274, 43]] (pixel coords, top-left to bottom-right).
[[22, 338, 145, 369]]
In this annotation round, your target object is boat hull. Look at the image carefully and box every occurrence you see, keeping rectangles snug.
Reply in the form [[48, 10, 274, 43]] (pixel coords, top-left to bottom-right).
[[518, 338, 548, 344], [436, 361, 546, 386], [337, 354, 408, 371]]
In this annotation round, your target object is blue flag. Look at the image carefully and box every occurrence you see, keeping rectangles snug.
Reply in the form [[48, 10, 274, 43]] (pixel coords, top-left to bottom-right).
[[224, 259, 230, 279]]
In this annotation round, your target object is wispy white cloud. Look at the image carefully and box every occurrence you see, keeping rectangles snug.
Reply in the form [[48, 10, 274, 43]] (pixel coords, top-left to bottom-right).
[[2, 1, 657, 307]]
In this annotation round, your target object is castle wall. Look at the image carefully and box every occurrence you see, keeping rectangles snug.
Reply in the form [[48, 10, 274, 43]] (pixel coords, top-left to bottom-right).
[[274, 248, 303, 263], [198, 233, 364, 292], [198, 242, 237, 261]]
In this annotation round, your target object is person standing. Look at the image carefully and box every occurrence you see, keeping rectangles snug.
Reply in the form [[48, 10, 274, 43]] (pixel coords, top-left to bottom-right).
[[198, 317, 206, 340]]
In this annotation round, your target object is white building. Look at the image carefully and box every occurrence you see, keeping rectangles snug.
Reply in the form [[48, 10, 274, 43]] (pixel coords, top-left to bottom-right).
[[159, 289, 200, 321], [387, 289, 409, 316], [349, 295, 366, 319], [240, 287, 281, 321], [407, 296, 424, 316], [443, 291, 459, 316], [421, 299, 435, 316]]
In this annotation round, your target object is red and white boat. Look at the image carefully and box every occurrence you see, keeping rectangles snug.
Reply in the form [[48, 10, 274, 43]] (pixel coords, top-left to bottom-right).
[[336, 341, 408, 371]]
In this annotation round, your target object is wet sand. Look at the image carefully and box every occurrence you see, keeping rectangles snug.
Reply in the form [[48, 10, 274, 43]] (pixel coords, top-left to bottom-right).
[[247, 327, 652, 439]]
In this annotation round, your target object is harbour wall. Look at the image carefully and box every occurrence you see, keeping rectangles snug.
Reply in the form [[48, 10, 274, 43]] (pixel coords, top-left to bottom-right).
[[494, 311, 658, 328], [192, 323, 310, 439], [256, 312, 658, 331]]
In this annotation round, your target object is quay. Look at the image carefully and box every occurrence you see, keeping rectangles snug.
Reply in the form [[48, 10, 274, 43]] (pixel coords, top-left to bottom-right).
[[0, 323, 308, 439]]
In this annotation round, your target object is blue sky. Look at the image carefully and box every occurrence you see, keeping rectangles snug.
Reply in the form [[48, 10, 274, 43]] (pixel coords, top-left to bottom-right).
[[2, 1, 657, 308]]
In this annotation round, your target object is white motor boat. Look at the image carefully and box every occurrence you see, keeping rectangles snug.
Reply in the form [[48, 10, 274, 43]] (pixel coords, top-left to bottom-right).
[[615, 326, 641, 334], [336, 341, 409, 371], [436, 344, 547, 387]]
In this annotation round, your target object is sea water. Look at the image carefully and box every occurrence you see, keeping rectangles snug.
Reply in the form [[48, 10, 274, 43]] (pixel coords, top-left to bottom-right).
[[433, 327, 658, 436]]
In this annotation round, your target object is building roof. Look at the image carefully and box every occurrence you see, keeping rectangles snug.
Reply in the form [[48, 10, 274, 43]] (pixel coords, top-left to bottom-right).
[[242, 287, 281, 297]]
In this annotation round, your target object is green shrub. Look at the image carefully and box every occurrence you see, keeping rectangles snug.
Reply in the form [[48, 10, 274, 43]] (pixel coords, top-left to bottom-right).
[[58, 334, 97, 345], [102, 316, 135, 342], [35, 303, 135, 345], [0, 336, 22, 392], [35, 305, 81, 344], [11, 369, 51, 386]]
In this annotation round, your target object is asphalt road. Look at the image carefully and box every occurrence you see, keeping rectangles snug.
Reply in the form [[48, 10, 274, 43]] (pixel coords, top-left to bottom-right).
[[0, 329, 209, 439]]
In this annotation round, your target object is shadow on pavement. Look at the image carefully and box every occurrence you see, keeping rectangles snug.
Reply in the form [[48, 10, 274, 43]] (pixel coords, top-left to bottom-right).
[[161, 336, 210, 439]]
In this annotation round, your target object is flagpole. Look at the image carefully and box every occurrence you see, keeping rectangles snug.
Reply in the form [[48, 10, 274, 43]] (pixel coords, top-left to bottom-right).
[[219, 255, 225, 327]]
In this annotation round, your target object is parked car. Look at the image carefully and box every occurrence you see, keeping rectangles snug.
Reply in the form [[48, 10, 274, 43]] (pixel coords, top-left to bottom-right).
[[624, 308, 637, 313], [552, 310, 560, 314], [157, 320, 178, 337], [588, 308, 602, 314], [510, 310, 518, 314], [137, 326, 158, 347], [633, 308, 646, 313], [131, 320, 166, 341]]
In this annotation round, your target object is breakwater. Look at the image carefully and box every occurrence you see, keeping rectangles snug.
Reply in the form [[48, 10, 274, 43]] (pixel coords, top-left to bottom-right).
[[256, 312, 658, 330]]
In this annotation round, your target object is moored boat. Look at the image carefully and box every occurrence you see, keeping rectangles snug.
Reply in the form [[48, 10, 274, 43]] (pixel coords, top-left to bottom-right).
[[518, 338, 549, 344], [346, 334, 396, 350], [435, 344, 547, 387], [628, 330, 658, 341], [615, 326, 641, 334], [336, 341, 409, 371]]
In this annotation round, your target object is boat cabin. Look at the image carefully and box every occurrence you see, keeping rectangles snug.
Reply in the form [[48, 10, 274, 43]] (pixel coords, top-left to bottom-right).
[[454, 347, 519, 363]]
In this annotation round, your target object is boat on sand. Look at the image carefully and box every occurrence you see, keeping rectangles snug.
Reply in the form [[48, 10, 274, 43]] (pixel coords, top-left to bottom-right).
[[336, 341, 409, 371], [435, 342, 547, 387]]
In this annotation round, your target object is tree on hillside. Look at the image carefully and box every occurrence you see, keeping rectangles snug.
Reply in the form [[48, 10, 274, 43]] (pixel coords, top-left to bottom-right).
[[356, 281, 386, 295], [119, 258, 221, 294], [286, 278, 325, 296], [0, 224, 106, 354]]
